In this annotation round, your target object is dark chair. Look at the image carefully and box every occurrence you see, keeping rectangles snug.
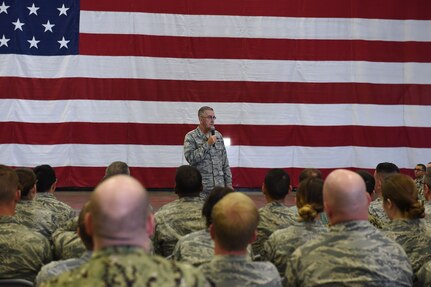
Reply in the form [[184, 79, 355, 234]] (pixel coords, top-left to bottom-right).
[[0, 279, 33, 287]]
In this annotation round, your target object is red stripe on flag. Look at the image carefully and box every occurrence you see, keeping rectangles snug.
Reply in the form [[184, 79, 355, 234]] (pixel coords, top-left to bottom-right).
[[2, 77, 431, 105], [79, 34, 431, 62], [2, 122, 430, 148], [80, 0, 431, 20]]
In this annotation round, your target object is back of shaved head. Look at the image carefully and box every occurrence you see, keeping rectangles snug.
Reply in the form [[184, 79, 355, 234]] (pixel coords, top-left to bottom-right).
[[323, 169, 369, 225], [90, 175, 149, 246]]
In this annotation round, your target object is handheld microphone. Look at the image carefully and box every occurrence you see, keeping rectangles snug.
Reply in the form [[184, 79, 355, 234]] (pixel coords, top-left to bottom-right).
[[211, 126, 215, 147]]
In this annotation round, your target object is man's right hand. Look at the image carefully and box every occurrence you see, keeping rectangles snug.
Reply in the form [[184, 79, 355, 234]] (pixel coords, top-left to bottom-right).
[[208, 135, 217, 146]]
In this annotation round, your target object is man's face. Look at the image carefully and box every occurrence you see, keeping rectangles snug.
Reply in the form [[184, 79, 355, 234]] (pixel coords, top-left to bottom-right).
[[199, 110, 216, 131], [414, 165, 425, 179]]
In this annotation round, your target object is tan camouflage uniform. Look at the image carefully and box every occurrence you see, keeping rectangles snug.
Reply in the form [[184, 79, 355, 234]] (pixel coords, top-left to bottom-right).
[[368, 197, 391, 226], [252, 201, 296, 259], [153, 196, 205, 257], [36, 193, 76, 229], [184, 127, 232, 197], [286, 221, 413, 287], [173, 229, 253, 267], [199, 255, 282, 287], [262, 221, 328, 277], [40, 246, 209, 287], [383, 218, 431, 276], [14, 199, 57, 238], [0, 216, 52, 282]]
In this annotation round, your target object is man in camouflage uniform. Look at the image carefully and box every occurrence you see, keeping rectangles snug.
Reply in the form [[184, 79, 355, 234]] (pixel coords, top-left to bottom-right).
[[424, 173, 431, 224], [356, 170, 384, 229], [36, 203, 93, 286], [51, 217, 86, 260], [414, 163, 426, 201], [153, 165, 205, 257], [252, 169, 296, 259], [34, 164, 76, 228], [199, 192, 282, 286], [285, 169, 413, 287], [41, 174, 209, 287], [0, 165, 52, 282], [184, 106, 232, 198], [368, 162, 399, 227], [14, 168, 57, 238]]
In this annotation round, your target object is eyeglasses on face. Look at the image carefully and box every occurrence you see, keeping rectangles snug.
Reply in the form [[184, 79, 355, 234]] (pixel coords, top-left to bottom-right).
[[414, 168, 424, 172]]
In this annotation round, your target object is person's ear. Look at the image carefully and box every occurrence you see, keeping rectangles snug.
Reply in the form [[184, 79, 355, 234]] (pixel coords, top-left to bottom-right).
[[209, 224, 216, 240], [85, 212, 94, 237], [261, 183, 266, 194], [15, 189, 21, 201], [249, 230, 257, 244], [146, 213, 155, 237]]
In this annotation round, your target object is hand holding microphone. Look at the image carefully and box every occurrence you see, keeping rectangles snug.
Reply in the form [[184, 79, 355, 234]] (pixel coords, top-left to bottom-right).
[[208, 126, 216, 146]]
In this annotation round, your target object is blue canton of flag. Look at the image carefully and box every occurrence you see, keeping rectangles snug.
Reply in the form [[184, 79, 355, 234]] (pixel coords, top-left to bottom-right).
[[0, 0, 79, 55]]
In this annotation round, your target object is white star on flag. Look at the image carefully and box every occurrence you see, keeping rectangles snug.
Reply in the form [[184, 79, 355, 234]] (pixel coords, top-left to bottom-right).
[[42, 20, 55, 32], [12, 19, 25, 31], [0, 1, 9, 14], [0, 34, 10, 47], [57, 4, 69, 16], [27, 3, 40, 16], [28, 36, 40, 49], [58, 37, 70, 49]]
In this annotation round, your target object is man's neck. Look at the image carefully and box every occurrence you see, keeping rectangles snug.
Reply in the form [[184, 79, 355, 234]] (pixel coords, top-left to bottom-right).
[[0, 204, 16, 216]]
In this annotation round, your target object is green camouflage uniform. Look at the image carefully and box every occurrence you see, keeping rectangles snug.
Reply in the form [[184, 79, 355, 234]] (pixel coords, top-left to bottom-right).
[[35, 251, 92, 286], [14, 199, 57, 238], [286, 220, 413, 287], [252, 201, 296, 259], [383, 218, 431, 276], [416, 260, 431, 287], [173, 229, 253, 267], [52, 229, 86, 260], [424, 201, 431, 226], [199, 255, 282, 287], [36, 193, 76, 229], [415, 176, 425, 201], [368, 197, 391, 226], [262, 221, 328, 277], [0, 216, 52, 282], [184, 127, 232, 197], [153, 197, 205, 257], [40, 246, 209, 287]]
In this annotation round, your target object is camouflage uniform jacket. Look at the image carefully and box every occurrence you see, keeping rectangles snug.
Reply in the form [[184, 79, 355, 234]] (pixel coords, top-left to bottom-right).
[[415, 176, 425, 201], [199, 255, 282, 287], [383, 218, 431, 275], [36, 193, 76, 229], [368, 197, 391, 225], [416, 260, 431, 287], [153, 196, 205, 257], [184, 127, 232, 195], [0, 216, 52, 282], [262, 221, 329, 277], [424, 201, 431, 226], [51, 216, 85, 260], [14, 199, 57, 238], [173, 229, 253, 267], [286, 220, 413, 287], [36, 251, 92, 286], [40, 246, 209, 287], [252, 201, 297, 259]]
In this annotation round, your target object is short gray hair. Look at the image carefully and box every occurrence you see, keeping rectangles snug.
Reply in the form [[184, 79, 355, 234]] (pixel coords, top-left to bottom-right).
[[198, 106, 213, 118]]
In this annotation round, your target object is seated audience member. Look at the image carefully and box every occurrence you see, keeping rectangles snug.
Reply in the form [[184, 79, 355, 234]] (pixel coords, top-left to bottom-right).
[[417, 258, 431, 286], [251, 169, 296, 259], [0, 165, 52, 282], [14, 168, 57, 238], [286, 169, 412, 287], [414, 163, 426, 201], [104, 161, 130, 179], [382, 174, 431, 279], [51, 217, 85, 260], [199, 192, 282, 286], [356, 170, 383, 229], [36, 202, 93, 286], [173, 186, 235, 266], [263, 177, 328, 277], [153, 165, 205, 257], [368, 162, 399, 226], [298, 168, 322, 183], [34, 164, 76, 228], [40, 175, 207, 286], [423, 172, 431, 224]]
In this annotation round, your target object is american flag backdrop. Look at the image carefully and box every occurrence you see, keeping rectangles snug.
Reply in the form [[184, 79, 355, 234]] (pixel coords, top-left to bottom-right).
[[0, 0, 430, 188]]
